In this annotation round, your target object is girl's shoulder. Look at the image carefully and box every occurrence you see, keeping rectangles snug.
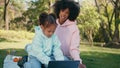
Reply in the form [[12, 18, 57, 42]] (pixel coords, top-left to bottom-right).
[[34, 26, 42, 34], [34, 26, 41, 31], [51, 33, 57, 38]]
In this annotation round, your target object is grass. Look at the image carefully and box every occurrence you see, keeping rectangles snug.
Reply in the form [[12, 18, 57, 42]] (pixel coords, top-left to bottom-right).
[[0, 41, 120, 68], [0, 39, 31, 68], [80, 45, 120, 68], [0, 30, 34, 40], [0, 49, 27, 68], [0, 30, 120, 68]]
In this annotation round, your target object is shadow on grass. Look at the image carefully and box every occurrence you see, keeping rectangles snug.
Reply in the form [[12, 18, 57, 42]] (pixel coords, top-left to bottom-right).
[[94, 42, 120, 49], [0, 38, 18, 42], [0, 38, 8, 42], [81, 51, 120, 68], [0, 49, 27, 68]]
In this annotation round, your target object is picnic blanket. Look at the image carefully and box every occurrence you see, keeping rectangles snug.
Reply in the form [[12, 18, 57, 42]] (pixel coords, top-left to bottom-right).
[[3, 55, 21, 68]]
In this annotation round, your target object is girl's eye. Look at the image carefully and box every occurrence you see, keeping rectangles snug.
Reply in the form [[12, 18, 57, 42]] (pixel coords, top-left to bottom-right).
[[66, 12, 69, 14]]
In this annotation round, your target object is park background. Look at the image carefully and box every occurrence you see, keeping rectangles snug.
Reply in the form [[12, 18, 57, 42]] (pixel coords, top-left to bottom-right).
[[0, 0, 120, 68]]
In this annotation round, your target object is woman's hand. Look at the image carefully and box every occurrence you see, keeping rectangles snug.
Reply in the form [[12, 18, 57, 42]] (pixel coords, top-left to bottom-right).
[[79, 63, 86, 68]]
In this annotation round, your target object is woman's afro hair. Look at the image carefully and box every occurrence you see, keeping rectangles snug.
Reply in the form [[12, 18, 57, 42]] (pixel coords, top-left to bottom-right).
[[53, 0, 80, 21]]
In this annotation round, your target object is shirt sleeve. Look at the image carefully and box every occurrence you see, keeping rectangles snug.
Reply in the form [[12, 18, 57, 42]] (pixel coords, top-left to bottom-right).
[[53, 35, 64, 60], [31, 32, 51, 65], [69, 29, 82, 64]]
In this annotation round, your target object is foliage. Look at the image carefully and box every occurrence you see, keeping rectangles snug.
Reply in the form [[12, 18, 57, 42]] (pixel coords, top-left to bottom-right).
[[78, 0, 120, 43], [0, 6, 4, 18], [20, 0, 49, 31], [78, 1, 100, 42], [0, 0, 26, 30], [1, 0, 52, 31], [10, 0, 26, 12], [0, 6, 4, 29], [95, 0, 120, 43], [10, 16, 26, 30], [0, 2, 4, 29]]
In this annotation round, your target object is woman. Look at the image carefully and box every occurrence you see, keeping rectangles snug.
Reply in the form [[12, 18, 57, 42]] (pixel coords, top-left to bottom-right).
[[53, 0, 86, 68]]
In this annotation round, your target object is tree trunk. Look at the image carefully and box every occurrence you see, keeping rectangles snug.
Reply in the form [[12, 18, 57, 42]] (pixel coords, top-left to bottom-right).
[[105, 5, 114, 40], [87, 30, 93, 46], [113, 0, 120, 42], [3, 0, 10, 30]]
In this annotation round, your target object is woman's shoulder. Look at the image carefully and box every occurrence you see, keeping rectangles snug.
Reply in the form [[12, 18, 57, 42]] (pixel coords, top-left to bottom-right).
[[67, 21, 79, 31]]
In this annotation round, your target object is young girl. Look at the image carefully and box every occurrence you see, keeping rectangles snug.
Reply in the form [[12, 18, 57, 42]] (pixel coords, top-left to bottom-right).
[[53, 1, 86, 68], [24, 12, 64, 68]]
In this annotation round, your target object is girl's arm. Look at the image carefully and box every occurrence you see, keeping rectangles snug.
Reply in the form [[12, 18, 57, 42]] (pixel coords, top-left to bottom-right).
[[31, 32, 51, 65], [53, 35, 64, 60]]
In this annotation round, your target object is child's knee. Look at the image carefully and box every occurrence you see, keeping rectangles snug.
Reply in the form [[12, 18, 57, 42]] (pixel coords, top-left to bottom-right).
[[25, 44, 31, 52], [24, 62, 32, 68], [28, 56, 42, 68], [24, 60, 41, 68]]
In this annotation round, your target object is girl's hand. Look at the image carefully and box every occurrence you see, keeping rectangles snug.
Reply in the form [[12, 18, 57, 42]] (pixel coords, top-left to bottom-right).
[[79, 63, 86, 68]]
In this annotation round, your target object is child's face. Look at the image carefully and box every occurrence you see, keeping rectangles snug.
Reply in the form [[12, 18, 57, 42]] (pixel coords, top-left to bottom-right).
[[59, 8, 69, 24], [42, 24, 56, 38]]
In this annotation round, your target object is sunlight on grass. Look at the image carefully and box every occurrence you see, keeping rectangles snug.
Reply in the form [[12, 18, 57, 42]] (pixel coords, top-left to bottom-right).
[[0, 30, 34, 40], [80, 45, 120, 54], [0, 40, 32, 49]]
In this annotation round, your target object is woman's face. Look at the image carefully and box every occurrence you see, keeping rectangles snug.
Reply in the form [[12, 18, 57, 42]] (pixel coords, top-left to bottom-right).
[[59, 8, 69, 24]]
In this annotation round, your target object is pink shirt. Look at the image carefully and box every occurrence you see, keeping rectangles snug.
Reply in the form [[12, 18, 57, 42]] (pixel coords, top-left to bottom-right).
[[55, 19, 82, 63]]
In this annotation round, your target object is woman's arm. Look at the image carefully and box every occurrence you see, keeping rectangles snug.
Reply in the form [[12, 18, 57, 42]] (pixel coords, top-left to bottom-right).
[[69, 29, 82, 63]]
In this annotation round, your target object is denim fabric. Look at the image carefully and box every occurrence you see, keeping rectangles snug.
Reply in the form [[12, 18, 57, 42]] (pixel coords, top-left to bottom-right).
[[23, 56, 71, 68], [64, 56, 71, 61], [24, 56, 42, 68]]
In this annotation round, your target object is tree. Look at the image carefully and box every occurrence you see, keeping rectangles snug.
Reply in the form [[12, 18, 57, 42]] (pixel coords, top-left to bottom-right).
[[4, 0, 10, 30], [11, 0, 50, 31], [3, 0, 26, 30], [94, 0, 112, 43], [112, 0, 120, 42], [78, 1, 100, 46], [94, 0, 120, 46]]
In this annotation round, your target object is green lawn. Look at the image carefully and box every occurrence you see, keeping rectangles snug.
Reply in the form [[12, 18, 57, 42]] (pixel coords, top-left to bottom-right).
[[0, 40, 120, 68], [80, 45, 120, 68]]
